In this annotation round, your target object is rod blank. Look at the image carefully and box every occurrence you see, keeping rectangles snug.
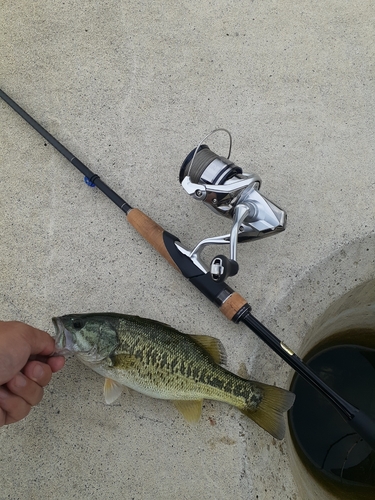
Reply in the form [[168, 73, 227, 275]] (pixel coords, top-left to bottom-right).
[[0, 88, 132, 214]]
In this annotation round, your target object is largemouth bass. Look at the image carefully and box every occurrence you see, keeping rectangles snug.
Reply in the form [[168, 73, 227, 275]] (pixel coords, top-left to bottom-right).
[[53, 313, 295, 439]]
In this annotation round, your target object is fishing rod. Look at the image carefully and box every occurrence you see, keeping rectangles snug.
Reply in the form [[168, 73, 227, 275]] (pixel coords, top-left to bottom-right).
[[1, 88, 375, 448]]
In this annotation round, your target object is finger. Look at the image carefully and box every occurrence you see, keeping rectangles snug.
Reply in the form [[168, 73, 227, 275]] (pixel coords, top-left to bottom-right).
[[29, 355, 66, 373], [47, 356, 65, 373], [0, 321, 55, 357], [0, 386, 31, 425], [6, 372, 44, 406], [22, 361, 53, 388], [0, 407, 6, 426], [17, 324, 56, 356]]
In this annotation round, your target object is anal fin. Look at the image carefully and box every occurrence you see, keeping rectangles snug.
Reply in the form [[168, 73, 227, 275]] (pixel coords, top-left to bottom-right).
[[173, 400, 203, 423]]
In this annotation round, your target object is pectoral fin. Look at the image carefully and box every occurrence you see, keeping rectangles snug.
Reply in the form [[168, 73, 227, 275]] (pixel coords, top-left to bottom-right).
[[173, 400, 203, 423], [104, 378, 123, 404], [189, 335, 227, 365]]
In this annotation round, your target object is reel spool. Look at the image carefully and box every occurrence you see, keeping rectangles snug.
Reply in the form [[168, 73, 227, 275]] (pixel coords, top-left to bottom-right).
[[179, 129, 286, 282]]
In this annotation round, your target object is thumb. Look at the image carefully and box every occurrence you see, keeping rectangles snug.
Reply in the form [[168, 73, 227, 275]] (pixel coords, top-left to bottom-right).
[[0, 321, 55, 385], [18, 323, 56, 356]]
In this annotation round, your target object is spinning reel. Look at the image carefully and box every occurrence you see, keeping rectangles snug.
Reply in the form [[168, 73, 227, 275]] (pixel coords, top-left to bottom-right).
[[179, 129, 286, 282]]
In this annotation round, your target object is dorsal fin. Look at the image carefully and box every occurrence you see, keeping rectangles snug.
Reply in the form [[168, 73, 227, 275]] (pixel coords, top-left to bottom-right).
[[173, 400, 203, 423], [188, 335, 227, 365]]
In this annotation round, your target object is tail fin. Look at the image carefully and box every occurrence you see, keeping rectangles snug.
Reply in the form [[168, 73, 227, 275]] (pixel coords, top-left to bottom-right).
[[241, 383, 295, 440]]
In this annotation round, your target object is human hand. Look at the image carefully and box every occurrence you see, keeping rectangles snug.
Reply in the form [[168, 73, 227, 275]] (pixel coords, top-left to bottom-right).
[[0, 321, 65, 426]]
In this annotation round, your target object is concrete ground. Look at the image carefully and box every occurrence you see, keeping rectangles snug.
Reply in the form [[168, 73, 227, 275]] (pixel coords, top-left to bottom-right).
[[1, 1, 374, 499]]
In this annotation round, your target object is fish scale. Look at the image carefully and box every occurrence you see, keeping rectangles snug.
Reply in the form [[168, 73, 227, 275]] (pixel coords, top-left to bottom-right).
[[53, 313, 295, 439], [114, 320, 243, 402]]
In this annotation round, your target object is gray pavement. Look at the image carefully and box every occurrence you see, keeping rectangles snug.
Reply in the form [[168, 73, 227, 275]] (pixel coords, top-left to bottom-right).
[[1, 1, 375, 499]]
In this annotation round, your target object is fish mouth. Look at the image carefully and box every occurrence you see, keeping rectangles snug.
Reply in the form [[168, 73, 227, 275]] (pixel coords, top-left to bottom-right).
[[52, 317, 74, 354]]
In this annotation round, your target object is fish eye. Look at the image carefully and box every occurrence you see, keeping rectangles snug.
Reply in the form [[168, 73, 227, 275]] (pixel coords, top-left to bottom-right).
[[72, 319, 85, 330]]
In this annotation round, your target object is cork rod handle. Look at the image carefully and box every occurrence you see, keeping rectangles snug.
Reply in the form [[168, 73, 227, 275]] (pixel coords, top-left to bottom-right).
[[127, 208, 179, 271]]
